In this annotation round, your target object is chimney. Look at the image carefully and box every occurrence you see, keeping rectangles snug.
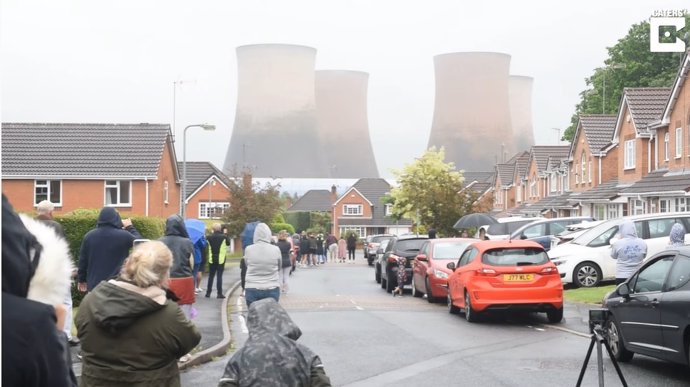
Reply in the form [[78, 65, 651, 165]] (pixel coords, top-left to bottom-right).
[[330, 184, 337, 203]]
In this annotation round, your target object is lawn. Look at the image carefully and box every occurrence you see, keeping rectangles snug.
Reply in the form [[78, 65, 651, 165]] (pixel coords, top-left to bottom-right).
[[563, 284, 616, 304]]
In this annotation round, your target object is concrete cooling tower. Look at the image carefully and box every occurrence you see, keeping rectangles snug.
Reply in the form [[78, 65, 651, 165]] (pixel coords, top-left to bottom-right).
[[509, 75, 535, 152], [315, 70, 379, 178], [428, 52, 514, 171], [224, 44, 328, 178]]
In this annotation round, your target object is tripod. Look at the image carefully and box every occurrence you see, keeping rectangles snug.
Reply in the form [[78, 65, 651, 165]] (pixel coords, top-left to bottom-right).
[[576, 325, 628, 387]]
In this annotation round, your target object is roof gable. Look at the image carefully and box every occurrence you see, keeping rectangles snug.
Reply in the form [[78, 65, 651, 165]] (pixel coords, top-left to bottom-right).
[[573, 115, 617, 157], [661, 50, 690, 123], [612, 88, 672, 141], [2, 122, 171, 178], [496, 163, 515, 186], [177, 161, 232, 200], [335, 178, 392, 221], [288, 189, 334, 212], [528, 145, 570, 174]]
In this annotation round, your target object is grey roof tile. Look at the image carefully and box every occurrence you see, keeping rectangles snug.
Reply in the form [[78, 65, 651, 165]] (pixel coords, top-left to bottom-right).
[[623, 88, 672, 133], [514, 151, 531, 180], [2, 122, 171, 177], [463, 171, 494, 184], [620, 169, 690, 194], [579, 115, 617, 152], [496, 163, 515, 186], [287, 190, 334, 212], [529, 145, 570, 173], [177, 161, 232, 199], [567, 179, 622, 203]]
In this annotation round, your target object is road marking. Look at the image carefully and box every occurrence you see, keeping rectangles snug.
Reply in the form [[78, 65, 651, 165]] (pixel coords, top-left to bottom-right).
[[239, 315, 248, 334]]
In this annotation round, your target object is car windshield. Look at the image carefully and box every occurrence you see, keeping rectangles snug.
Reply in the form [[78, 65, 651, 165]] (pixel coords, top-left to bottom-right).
[[394, 239, 427, 253], [433, 241, 471, 260], [482, 247, 548, 266]]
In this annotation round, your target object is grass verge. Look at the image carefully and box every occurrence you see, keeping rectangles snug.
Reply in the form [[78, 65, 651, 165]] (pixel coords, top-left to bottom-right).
[[564, 284, 616, 304]]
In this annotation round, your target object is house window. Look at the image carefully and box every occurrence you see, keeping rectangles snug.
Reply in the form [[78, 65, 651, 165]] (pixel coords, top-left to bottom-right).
[[550, 174, 557, 193], [516, 185, 522, 203], [34, 180, 62, 206], [105, 180, 131, 206], [199, 202, 230, 219], [496, 189, 503, 205], [341, 227, 364, 238], [675, 127, 682, 158], [664, 132, 670, 161], [580, 151, 586, 183], [675, 198, 689, 212], [659, 199, 671, 213], [530, 177, 537, 198], [632, 199, 646, 215], [343, 204, 363, 216], [624, 140, 635, 169], [384, 203, 393, 216], [607, 204, 619, 220], [594, 205, 605, 220], [588, 160, 592, 183], [163, 181, 169, 204]]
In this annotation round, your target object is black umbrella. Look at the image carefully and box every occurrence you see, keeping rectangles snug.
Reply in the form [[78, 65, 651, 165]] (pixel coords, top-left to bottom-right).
[[453, 213, 497, 230]]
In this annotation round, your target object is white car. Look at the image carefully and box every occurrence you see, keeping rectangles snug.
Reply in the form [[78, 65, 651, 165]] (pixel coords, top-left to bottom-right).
[[476, 216, 543, 240], [548, 213, 690, 287]]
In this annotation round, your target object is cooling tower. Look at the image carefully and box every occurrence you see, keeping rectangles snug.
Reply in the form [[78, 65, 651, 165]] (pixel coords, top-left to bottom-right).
[[224, 44, 328, 178], [510, 75, 535, 152], [428, 52, 514, 171], [315, 70, 379, 178]]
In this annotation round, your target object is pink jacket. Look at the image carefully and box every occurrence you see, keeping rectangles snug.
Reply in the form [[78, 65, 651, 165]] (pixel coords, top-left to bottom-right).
[[337, 239, 346, 258]]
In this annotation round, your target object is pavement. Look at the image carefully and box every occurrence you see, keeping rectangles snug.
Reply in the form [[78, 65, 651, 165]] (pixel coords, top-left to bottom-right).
[[70, 256, 601, 376]]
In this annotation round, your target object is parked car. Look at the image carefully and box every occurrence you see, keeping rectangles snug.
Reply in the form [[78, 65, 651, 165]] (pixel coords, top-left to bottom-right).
[[603, 245, 690, 366], [412, 238, 476, 303], [548, 213, 690, 288], [446, 240, 563, 323], [379, 235, 429, 293], [374, 239, 392, 284], [555, 220, 605, 245], [478, 217, 543, 240], [510, 216, 596, 251], [364, 234, 395, 266]]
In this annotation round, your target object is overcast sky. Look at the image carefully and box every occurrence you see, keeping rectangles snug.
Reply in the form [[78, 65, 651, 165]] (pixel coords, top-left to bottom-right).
[[2, 0, 688, 188]]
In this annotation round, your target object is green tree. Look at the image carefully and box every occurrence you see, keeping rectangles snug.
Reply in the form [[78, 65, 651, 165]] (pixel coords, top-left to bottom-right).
[[222, 172, 282, 236], [389, 147, 470, 236], [563, 17, 689, 141]]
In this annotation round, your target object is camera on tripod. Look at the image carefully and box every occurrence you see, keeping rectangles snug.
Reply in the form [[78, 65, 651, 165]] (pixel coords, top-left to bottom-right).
[[588, 308, 608, 335]]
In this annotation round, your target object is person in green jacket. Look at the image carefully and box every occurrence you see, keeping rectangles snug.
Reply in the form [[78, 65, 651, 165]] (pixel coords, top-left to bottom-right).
[[76, 240, 201, 387], [206, 223, 229, 298]]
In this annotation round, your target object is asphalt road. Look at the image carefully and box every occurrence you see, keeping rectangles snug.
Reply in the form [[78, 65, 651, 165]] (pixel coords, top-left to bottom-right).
[[181, 258, 690, 387]]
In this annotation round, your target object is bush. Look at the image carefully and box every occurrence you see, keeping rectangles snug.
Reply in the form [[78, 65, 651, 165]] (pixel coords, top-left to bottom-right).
[[270, 222, 295, 235], [54, 211, 166, 306]]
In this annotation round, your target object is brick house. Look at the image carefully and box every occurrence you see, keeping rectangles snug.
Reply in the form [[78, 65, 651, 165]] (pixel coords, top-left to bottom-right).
[[287, 186, 337, 213], [177, 162, 232, 219], [331, 178, 412, 237], [566, 115, 620, 219], [522, 145, 570, 209], [492, 151, 529, 213], [2, 123, 180, 217]]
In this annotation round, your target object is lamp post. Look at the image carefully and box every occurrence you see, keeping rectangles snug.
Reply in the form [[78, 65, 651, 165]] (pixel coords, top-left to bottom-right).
[[182, 123, 216, 219]]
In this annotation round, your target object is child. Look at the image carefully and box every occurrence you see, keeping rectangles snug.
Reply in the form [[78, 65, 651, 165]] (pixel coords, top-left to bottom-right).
[[337, 236, 346, 263]]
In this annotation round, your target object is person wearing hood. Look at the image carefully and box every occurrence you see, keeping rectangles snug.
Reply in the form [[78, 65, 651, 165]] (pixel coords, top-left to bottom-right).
[[159, 214, 196, 316], [76, 240, 201, 387], [610, 220, 647, 284], [2, 194, 76, 387], [243, 222, 282, 307], [668, 223, 686, 247], [218, 298, 331, 387], [78, 207, 142, 292]]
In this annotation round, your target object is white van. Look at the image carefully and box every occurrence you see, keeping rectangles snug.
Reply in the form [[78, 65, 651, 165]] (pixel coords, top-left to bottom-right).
[[548, 213, 690, 287]]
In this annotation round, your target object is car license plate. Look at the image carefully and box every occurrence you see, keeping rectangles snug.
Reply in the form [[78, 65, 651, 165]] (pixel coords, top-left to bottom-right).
[[504, 274, 534, 282]]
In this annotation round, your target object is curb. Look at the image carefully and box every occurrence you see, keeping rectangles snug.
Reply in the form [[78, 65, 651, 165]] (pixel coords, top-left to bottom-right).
[[178, 280, 242, 370]]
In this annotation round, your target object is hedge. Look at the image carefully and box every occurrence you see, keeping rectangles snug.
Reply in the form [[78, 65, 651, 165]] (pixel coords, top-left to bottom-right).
[[270, 222, 295, 235], [54, 210, 166, 306]]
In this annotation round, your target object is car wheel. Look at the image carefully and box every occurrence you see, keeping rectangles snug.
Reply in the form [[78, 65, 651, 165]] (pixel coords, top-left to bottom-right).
[[425, 277, 436, 303], [464, 292, 478, 323], [381, 272, 386, 289], [607, 318, 634, 362], [546, 307, 563, 324], [368, 256, 374, 266], [447, 293, 459, 314], [412, 276, 422, 298], [385, 272, 395, 293], [573, 262, 602, 288], [375, 264, 381, 284]]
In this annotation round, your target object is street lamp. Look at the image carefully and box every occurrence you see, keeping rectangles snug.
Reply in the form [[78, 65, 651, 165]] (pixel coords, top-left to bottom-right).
[[182, 123, 216, 219]]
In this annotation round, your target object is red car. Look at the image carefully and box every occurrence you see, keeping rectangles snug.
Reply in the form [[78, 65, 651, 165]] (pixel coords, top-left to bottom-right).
[[446, 240, 563, 323], [412, 238, 476, 303]]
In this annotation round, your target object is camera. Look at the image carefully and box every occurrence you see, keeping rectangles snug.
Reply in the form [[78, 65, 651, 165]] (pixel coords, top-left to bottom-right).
[[588, 308, 608, 334]]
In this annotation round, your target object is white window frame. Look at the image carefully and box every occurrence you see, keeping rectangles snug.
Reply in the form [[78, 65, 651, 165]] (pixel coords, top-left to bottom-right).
[[530, 178, 537, 198], [607, 204, 619, 220], [588, 160, 592, 183], [675, 127, 682, 158], [163, 181, 169, 204], [199, 201, 230, 219], [34, 180, 62, 206], [340, 227, 365, 238], [664, 132, 670, 161], [675, 198, 688, 212], [343, 204, 363, 216], [550, 173, 557, 193], [516, 184, 522, 203], [580, 152, 586, 183], [624, 140, 635, 170], [384, 203, 393, 216], [104, 180, 132, 207]]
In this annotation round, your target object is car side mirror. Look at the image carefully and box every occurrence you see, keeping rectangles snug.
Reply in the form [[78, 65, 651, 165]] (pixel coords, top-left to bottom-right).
[[416, 254, 428, 262], [446, 262, 456, 271], [377, 248, 384, 254], [520, 234, 527, 240], [617, 283, 631, 298]]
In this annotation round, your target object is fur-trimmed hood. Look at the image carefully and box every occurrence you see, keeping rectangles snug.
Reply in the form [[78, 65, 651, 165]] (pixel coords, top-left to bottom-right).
[[19, 214, 73, 306]]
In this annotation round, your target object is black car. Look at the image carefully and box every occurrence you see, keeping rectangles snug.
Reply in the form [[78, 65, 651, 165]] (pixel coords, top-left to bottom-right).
[[377, 235, 428, 293], [603, 246, 690, 366]]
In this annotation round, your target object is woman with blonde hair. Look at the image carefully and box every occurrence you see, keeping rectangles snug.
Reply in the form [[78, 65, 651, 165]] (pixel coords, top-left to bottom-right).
[[76, 241, 201, 387]]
